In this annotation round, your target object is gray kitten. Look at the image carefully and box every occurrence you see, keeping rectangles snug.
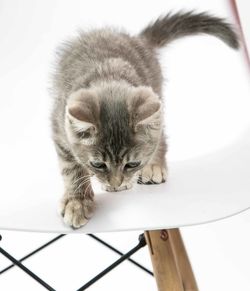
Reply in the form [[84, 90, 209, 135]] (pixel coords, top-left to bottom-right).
[[51, 11, 239, 228]]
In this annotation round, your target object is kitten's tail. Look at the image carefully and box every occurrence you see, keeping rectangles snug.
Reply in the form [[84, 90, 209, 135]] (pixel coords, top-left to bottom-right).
[[140, 11, 239, 49]]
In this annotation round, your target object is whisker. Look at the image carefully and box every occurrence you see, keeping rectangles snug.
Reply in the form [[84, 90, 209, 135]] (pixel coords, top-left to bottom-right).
[[72, 174, 92, 186], [73, 178, 91, 195], [84, 183, 92, 197]]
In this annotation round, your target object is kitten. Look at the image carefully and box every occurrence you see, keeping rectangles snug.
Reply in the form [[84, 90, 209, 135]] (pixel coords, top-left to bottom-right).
[[51, 11, 239, 228]]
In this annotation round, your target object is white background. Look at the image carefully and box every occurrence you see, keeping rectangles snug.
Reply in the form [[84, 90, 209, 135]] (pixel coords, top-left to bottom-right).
[[0, 0, 250, 290]]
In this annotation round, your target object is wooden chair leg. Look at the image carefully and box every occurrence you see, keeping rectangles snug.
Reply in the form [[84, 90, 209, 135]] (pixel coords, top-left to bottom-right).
[[145, 229, 198, 291], [145, 230, 184, 291], [168, 229, 198, 291]]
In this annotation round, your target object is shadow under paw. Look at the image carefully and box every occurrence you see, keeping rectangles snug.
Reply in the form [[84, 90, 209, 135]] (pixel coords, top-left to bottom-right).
[[137, 176, 165, 185]]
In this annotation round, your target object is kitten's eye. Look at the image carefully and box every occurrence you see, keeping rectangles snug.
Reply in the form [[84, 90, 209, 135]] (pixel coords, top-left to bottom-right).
[[124, 161, 141, 169], [90, 161, 107, 170]]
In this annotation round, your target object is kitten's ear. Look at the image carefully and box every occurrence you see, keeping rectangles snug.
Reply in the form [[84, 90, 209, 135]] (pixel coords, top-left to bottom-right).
[[66, 89, 99, 141], [129, 87, 162, 131]]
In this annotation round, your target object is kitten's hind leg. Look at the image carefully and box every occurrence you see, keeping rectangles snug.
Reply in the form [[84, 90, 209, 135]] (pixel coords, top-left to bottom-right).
[[138, 135, 167, 185]]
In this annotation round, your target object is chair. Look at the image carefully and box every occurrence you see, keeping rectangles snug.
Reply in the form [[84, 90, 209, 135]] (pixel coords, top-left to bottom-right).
[[0, 1, 249, 290]]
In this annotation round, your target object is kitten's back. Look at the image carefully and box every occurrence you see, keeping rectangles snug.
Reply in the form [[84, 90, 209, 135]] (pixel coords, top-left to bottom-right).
[[53, 29, 162, 97]]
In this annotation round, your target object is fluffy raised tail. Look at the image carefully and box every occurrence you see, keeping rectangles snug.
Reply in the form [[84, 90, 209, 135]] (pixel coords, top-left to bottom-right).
[[140, 11, 239, 49]]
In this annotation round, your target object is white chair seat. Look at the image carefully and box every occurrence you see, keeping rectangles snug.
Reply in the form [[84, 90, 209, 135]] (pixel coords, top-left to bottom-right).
[[0, 0, 249, 233], [0, 131, 250, 233]]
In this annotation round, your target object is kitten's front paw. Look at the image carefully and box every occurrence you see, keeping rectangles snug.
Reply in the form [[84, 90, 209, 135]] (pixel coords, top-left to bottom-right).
[[138, 164, 167, 184], [60, 197, 95, 229]]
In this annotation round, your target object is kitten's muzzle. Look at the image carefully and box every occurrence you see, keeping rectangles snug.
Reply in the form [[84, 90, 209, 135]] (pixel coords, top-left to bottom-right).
[[103, 182, 133, 192]]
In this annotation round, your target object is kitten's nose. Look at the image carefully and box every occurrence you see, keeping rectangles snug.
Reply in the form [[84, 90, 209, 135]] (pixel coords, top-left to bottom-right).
[[109, 175, 123, 188]]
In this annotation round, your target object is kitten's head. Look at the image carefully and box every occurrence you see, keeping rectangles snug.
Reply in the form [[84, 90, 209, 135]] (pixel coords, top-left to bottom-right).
[[65, 82, 162, 191]]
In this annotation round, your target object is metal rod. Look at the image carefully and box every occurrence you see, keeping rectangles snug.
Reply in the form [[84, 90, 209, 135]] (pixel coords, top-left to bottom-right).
[[0, 246, 56, 291], [88, 234, 153, 276], [0, 234, 65, 275], [76, 233, 147, 291]]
